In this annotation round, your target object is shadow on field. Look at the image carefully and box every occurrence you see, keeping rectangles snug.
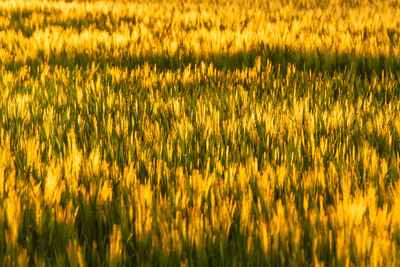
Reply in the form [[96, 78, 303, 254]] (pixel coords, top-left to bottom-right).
[[6, 43, 400, 79]]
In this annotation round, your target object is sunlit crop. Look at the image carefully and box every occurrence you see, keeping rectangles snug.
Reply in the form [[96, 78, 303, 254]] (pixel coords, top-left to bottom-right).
[[1, 0, 400, 265]]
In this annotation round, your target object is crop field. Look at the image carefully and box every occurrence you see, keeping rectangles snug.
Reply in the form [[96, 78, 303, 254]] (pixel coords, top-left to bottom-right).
[[1, 0, 400, 265]]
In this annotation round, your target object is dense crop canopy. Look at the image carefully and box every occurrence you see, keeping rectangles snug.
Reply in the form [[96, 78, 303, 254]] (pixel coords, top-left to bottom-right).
[[0, 0, 400, 266]]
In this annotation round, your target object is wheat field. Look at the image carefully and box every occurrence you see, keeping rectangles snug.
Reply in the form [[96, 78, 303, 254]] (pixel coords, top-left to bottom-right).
[[1, 0, 400, 266]]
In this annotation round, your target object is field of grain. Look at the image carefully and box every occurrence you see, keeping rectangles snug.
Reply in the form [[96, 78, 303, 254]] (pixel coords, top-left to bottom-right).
[[1, 0, 400, 265]]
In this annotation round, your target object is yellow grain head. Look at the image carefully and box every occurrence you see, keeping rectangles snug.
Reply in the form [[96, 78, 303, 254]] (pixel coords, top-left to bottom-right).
[[44, 161, 63, 205], [66, 239, 86, 267], [5, 192, 20, 244], [109, 225, 123, 267]]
